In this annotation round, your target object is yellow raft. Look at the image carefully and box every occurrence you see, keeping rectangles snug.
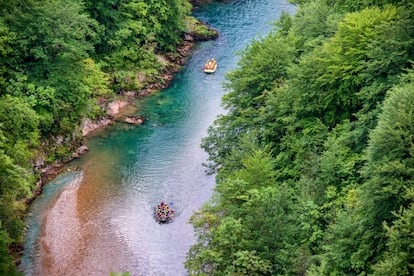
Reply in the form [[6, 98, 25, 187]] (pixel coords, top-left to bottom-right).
[[204, 58, 217, 74]]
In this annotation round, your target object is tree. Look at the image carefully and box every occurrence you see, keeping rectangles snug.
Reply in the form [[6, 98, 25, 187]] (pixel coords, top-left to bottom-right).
[[0, 21, 17, 92], [356, 74, 414, 268], [289, 4, 414, 128], [373, 189, 414, 275], [84, 0, 191, 91], [2, 0, 99, 133], [0, 95, 39, 165], [0, 225, 16, 275], [313, 72, 414, 274]]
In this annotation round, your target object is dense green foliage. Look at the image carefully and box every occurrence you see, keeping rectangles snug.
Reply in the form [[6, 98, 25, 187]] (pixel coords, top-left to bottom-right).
[[187, 0, 414, 275], [84, 0, 191, 91], [0, 0, 194, 272]]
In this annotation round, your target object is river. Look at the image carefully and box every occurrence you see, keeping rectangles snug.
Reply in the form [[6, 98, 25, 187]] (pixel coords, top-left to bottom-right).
[[20, 1, 294, 275]]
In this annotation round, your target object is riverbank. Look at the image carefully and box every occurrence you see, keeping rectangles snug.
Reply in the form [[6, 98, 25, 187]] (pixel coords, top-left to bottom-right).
[[36, 18, 217, 184]]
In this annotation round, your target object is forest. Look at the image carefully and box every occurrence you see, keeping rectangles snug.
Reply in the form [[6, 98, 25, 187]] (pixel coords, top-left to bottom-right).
[[0, 0, 219, 273], [185, 0, 414, 275]]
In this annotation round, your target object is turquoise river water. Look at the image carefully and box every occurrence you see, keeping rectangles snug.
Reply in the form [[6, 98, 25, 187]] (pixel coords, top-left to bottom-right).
[[20, 1, 294, 275]]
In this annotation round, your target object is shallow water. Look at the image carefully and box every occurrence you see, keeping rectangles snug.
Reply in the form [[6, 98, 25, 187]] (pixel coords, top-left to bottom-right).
[[20, 1, 294, 275]]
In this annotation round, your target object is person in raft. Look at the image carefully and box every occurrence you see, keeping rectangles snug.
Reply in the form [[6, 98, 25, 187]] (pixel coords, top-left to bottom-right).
[[204, 58, 216, 70], [157, 202, 172, 221]]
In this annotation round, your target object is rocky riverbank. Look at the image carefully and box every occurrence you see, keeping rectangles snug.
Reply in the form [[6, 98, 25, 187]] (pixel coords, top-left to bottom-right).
[[80, 20, 218, 135], [30, 18, 218, 200]]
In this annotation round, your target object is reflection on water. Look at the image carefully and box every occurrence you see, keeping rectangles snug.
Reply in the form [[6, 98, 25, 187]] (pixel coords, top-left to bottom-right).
[[20, 1, 295, 275]]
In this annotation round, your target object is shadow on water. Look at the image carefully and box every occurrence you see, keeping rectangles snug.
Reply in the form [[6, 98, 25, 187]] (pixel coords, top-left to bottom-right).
[[20, 1, 295, 275]]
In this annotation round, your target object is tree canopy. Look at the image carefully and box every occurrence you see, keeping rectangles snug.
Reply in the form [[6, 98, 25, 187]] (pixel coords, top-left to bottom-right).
[[189, 0, 414, 275]]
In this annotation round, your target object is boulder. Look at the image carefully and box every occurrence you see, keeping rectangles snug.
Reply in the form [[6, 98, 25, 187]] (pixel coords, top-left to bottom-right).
[[81, 118, 113, 136], [107, 100, 129, 116], [124, 116, 145, 125], [72, 145, 89, 159]]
